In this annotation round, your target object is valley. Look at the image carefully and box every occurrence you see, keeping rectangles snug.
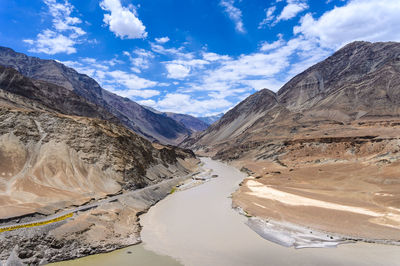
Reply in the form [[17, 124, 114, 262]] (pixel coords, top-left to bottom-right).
[[1, 24, 400, 266], [52, 158, 400, 266]]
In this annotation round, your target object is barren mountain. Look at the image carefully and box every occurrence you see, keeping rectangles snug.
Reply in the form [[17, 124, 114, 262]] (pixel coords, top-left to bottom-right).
[[164, 112, 209, 132], [0, 47, 192, 145], [143, 106, 210, 132], [0, 65, 198, 264], [188, 41, 400, 241]]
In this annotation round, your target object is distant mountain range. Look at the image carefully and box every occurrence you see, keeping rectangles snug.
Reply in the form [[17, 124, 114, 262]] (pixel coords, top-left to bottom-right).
[[142, 106, 211, 132], [197, 113, 224, 125], [0, 46, 194, 145]]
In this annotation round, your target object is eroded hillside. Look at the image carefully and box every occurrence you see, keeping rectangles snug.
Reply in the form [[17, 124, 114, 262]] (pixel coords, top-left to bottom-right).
[[0, 65, 198, 264], [187, 41, 400, 242]]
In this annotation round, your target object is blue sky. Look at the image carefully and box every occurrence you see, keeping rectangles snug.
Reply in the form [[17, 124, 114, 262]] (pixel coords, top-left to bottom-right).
[[1, 0, 400, 116]]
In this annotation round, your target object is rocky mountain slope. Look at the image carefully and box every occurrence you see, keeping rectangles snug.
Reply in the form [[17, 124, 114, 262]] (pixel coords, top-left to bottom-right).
[[0, 63, 198, 264], [190, 41, 400, 150], [187, 41, 400, 242], [0, 47, 192, 145]]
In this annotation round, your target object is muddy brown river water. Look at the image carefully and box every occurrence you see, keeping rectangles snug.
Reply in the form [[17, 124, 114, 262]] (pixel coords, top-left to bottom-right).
[[54, 158, 400, 266]]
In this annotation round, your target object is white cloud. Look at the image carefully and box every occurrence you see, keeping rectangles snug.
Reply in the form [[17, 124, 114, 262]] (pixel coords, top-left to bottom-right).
[[149, 93, 232, 116], [202, 52, 231, 61], [62, 57, 159, 99], [150, 43, 194, 59], [155, 36, 170, 44], [276, 0, 308, 22], [258, 6, 276, 29], [259, 0, 308, 28], [124, 48, 154, 73], [166, 64, 191, 79], [24, 30, 77, 54], [44, 0, 85, 37], [260, 34, 285, 51], [137, 99, 157, 106], [108, 70, 157, 90], [294, 0, 400, 50], [100, 0, 147, 39], [107, 87, 160, 98], [220, 0, 245, 33], [24, 0, 85, 54]]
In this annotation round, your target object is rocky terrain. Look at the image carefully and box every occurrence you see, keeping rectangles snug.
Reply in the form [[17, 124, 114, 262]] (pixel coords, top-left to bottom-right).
[[187, 41, 400, 242], [0, 61, 199, 264], [0, 46, 192, 145]]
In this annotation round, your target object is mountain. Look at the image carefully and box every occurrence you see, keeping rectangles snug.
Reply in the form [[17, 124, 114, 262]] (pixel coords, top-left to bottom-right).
[[187, 41, 400, 241], [197, 113, 224, 125], [0, 66, 117, 122], [164, 112, 209, 132], [189, 41, 400, 150], [0, 64, 198, 263], [0, 46, 191, 145], [143, 106, 210, 132]]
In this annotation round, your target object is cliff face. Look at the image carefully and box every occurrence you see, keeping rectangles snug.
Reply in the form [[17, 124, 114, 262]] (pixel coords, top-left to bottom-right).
[[187, 41, 400, 242], [0, 47, 192, 145]]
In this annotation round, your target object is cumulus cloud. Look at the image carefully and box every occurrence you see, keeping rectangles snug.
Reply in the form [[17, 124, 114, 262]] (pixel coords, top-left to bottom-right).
[[220, 0, 245, 33], [202, 52, 231, 61], [259, 0, 308, 28], [24, 30, 77, 54], [155, 36, 170, 44], [100, 0, 147, 39], [166, 64, 191, 79], [62, 57, 159, 99], [294, 0, 400, 49], [124, 48, 154, 73], [108, 70, 158, 90], [277, 0, 308, 22], [258, 6, 276, 29], [143, 93, 232, 116], [260, 34, 285, 51], [24, 0, 85, 54]]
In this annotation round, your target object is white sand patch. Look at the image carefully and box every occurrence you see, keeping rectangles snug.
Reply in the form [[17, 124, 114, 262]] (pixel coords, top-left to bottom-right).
[[253, 202, 266, 209], [246, 180, 380, 217]]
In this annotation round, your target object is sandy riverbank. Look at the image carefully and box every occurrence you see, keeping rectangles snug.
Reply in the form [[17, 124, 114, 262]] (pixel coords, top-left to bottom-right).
[[138, 158, 400, 266], [231, 156, 400, 243]]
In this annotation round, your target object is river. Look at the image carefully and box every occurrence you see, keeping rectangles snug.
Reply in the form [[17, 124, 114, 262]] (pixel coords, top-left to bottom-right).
[[54, 158, 400, 266]]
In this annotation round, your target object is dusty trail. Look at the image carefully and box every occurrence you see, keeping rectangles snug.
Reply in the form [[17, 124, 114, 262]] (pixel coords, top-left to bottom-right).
[[0, 172, 193, 233]]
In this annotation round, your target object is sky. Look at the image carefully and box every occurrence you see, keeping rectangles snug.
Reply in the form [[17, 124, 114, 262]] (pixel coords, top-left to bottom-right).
[[1, 0, 400, 116]]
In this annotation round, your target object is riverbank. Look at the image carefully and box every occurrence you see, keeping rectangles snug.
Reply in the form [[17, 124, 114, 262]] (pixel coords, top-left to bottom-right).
[[0, 158, 199, 265], [138, 157, 400, 266], [231, 158, 400, 246]]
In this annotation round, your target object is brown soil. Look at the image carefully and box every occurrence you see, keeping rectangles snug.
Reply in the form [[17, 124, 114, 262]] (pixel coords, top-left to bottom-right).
[[227, 120, 400, 241]]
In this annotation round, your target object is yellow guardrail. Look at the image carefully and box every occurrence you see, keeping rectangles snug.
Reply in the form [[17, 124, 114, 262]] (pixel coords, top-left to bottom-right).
[[0, 213, 73, 233]]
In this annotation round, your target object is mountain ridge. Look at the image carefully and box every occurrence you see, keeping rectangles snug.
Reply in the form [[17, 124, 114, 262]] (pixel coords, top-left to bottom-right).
[[186, 40, 400, 243], [0, 46, 191, 145]]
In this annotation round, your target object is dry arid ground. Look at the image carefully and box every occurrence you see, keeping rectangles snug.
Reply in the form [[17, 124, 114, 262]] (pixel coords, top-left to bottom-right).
[[227, 119, 400, 241]]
